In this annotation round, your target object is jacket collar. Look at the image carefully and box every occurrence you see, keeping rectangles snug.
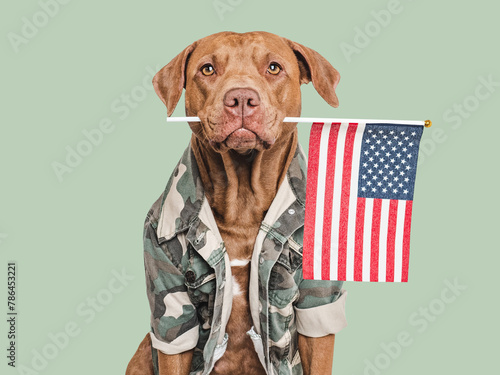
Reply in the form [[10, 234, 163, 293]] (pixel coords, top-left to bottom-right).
[[156, 143, 307, 244]]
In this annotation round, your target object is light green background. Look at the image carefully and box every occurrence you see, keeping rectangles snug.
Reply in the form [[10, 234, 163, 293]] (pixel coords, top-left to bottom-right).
[[1, 0, 498, 374]]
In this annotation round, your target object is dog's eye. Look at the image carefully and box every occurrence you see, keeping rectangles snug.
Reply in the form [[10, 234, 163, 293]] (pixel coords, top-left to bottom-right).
[[201, 64, 215, 76], [267, 63, 281, 75]]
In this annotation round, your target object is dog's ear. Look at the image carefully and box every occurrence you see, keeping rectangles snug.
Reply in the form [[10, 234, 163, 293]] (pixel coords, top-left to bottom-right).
[[153, 42, 197, 116], [284, 39, 340, 108]]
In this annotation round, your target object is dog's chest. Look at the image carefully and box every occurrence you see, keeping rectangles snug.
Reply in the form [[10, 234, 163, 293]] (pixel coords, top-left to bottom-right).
[[210, 221, 267, 374]]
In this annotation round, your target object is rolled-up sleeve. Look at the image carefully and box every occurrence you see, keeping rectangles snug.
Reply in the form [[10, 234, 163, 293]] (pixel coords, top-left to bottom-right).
[[294, 278, 347, 337], [143, 211, 199, 355]]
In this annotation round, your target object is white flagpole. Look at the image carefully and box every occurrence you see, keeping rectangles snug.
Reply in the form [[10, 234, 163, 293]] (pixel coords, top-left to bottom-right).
[[165, 117, 432, 127]]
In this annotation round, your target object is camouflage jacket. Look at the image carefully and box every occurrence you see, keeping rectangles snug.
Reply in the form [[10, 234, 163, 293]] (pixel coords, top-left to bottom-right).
[[144, 144, 347, 375]]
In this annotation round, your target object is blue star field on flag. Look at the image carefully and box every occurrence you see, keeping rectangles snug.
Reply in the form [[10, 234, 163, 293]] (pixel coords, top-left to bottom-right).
[[358, 124, 423, 201]]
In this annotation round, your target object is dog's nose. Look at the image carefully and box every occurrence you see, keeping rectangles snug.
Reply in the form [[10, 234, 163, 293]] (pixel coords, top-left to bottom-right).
[[223, 88, 261, 117]]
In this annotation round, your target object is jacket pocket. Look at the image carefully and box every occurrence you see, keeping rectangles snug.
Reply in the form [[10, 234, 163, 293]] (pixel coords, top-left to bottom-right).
[[275, 241, 302, 273], [269, 244, 301, 314], [184, 249, 216, 325]]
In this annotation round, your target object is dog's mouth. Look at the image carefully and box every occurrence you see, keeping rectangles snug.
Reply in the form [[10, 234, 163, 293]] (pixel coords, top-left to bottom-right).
[[198, 108, 282, 153], [207, 123, 277, 152], [215, 128, 273, 151], [209, 129, 275, 152]]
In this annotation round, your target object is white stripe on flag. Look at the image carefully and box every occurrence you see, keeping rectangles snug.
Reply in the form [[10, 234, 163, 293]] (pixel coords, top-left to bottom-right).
[[313, 123, 331, 279], [378, 199, 390, 282], [345, 123, 366, 281], [329, 123, 349, 280], [362, 198, 373, 282], [393, 200, 406, 282]]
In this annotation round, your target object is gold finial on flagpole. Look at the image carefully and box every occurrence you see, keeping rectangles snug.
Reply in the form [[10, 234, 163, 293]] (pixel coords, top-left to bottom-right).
[[424, 120, 432, 128]]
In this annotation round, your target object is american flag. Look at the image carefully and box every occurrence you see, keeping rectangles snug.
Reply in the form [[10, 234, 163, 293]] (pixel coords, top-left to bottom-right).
[[303, 122, 423, 282]]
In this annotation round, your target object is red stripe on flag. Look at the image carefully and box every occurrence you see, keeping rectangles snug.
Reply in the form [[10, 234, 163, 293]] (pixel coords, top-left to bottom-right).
[[321, 123, 341, 280], [386, 200, 398, 282], [303, 123, 324, 279], [337, 124, 358, 281], [354, 197, 366, 281], [402, 201, 413, 282], [370, 198, 382, 282]]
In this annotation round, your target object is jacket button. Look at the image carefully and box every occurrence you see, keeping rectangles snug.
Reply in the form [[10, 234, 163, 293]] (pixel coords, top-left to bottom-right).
[[185, 270, 196, 283]]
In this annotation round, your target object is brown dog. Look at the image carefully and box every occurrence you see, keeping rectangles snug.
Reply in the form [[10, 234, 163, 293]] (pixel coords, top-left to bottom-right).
[[127, 31, 347, 375]]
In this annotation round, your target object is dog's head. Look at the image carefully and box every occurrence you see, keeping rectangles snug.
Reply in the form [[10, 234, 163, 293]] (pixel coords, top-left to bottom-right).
[[153, 31, 340, 152]]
